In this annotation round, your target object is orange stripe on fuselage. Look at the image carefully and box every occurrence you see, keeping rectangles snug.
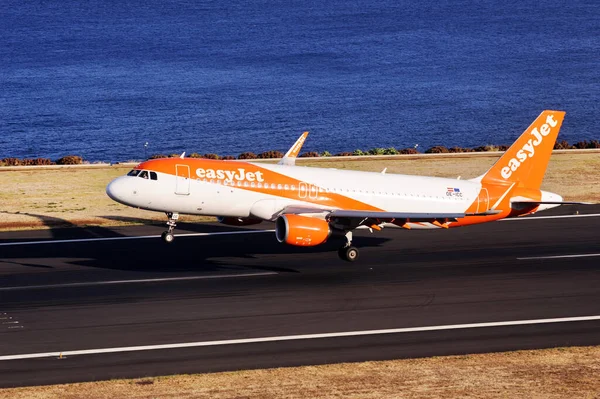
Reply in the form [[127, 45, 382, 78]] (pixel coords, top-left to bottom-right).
[[136, 158, 383, 212]]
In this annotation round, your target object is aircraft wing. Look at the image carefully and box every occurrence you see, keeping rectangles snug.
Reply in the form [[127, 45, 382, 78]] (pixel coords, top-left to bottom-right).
[[279, 205, 496, 229], [329, 209, 466, 221]]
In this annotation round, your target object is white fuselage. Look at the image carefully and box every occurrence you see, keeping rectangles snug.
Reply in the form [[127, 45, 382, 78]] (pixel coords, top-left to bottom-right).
[[107, 162, 480, 224]]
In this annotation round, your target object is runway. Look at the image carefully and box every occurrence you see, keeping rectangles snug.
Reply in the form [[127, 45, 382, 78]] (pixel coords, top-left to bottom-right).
[[1, 206, 599, 387]]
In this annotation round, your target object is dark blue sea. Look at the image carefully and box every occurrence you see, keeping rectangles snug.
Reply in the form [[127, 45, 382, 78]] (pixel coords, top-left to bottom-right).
[[1, 0, 599, 162]]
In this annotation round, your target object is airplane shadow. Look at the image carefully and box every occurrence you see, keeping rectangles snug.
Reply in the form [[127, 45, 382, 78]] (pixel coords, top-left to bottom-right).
[[99, 215, 165, 226], [0, 211, 130, 241], [0, 214, 391, 273], [99, 215, 267, 234], [71, 235, 390, 273]]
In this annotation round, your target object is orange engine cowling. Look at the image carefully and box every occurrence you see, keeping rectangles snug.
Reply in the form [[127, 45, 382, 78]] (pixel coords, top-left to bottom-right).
[[275, 214, 331, 247], [217, 216, 263, 226]]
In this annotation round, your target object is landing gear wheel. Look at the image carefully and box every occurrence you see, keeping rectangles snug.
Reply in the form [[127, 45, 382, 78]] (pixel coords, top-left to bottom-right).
[[338, 246, 359, 262], [337, 230, 358, 262], [162, 212, 179, 244], [161, 231, 175, 243]]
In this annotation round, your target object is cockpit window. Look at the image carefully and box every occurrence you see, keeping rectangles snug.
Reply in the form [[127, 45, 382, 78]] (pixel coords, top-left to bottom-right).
[[131, 169, 156, 180]]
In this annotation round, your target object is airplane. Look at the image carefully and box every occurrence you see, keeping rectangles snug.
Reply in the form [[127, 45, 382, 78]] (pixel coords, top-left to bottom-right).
[[106, 110, 583, 261]]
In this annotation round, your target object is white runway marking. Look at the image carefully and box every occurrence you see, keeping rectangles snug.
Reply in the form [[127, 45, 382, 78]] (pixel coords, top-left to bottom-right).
[[0, 272, 277, 291], [518, 253, 600, 260], [1, 315, 599, 361], [500, 213, 600, 221], [0, 230, 274, 247]]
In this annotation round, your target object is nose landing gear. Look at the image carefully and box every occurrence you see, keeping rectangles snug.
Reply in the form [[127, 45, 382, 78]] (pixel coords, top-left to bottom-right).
[[338, 231, 359, 262], [161, 212, 179, 243]]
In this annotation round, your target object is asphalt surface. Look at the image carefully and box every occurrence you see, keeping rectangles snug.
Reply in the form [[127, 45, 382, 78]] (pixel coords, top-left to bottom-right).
[[0, 205, 599, 387]]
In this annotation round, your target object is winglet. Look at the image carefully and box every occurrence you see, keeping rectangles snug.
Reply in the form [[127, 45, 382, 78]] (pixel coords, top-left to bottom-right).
[[279, 132, 309, 166]]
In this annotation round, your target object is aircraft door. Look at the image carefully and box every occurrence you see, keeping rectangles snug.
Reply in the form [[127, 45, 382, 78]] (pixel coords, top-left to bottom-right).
[[175, 164, 191, 195]]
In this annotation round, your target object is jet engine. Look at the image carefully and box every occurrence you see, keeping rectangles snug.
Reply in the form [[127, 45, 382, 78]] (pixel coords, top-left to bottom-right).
[[275, 214, 331, 247], [217, 216, 263, 226]]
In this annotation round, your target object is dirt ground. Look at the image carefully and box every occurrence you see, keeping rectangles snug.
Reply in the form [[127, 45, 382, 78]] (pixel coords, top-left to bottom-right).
[[1, 346, 599, 399]]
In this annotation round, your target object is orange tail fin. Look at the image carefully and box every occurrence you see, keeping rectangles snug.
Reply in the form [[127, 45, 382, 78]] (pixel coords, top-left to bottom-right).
[[479, 110, 565, 190]]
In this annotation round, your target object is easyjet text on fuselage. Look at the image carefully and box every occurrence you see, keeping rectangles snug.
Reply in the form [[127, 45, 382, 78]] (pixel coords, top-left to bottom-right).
[[195, 167, 265, 182]]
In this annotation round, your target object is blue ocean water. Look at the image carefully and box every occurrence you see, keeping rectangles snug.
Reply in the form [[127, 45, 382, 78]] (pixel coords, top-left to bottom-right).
[[1, 0, 599, 162]]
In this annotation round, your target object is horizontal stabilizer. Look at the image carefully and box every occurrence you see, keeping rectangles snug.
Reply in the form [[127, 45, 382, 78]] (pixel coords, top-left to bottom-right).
[[510, 199, 592, 213], [465, 210, 503, 216], [511, 201, 592, 206]]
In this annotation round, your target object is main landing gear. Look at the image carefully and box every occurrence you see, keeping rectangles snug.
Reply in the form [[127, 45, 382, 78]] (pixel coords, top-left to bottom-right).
[[161, 212, 179, 243], [338, 231, 359, 262]]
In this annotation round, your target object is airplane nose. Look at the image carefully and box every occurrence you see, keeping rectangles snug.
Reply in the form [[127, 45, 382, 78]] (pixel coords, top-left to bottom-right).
[[106, 177, 131, 205]]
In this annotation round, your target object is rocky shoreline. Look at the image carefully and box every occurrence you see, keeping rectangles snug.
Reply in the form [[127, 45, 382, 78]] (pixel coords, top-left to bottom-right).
[[2, 139, 599, 167]]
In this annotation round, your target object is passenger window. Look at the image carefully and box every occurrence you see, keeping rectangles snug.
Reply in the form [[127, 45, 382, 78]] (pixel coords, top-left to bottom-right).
[[139, 171, 149, 179], [150, 172, 157, 180], [127, 170, 140, 177]]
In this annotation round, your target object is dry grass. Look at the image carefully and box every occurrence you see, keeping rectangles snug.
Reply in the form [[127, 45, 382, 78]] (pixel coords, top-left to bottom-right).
[[1, 346, 599, 399], [0, 152, 598, 231], [0, 165, 214, 230]]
